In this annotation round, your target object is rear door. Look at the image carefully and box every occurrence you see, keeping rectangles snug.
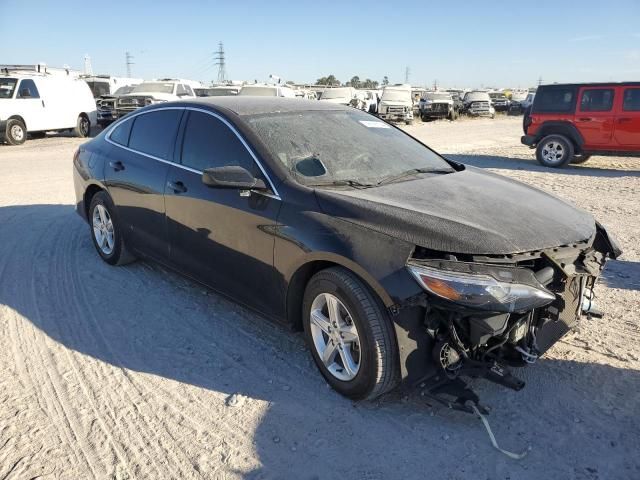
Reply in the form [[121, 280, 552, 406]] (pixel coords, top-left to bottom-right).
[[614, 87, 640, 149], [104, 108, 184, 260], [164, 109, 282, 316], [16, 79, 47, 131], [575, 86, 616, 147]]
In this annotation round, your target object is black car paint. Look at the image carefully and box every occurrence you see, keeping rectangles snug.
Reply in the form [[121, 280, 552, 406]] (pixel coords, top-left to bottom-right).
[[73, 98, 607, 386]]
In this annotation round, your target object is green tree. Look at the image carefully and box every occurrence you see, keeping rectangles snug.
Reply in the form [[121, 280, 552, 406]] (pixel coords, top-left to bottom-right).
[[382, 76, 389, 86], [316, 75, 340, 86], [349, 76, 360, 88], [361, 78, 378, 89]]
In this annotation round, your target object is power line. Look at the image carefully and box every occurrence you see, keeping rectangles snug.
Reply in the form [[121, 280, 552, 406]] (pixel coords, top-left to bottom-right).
[[214, 42, 226, 83], [125, 51, 134, 78]]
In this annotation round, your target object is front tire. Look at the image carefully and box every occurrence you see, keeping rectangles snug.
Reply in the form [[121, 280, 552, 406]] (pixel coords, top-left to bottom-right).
[[89, 191, 135, 266], [75, 114, 91, 138], [302, 267, 399, 400], [536, 134, 574, 168], [5, 119, 26, 145]]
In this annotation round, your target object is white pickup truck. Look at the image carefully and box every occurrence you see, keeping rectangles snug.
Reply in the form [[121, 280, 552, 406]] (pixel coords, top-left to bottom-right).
[[377, 85, 414, 124]]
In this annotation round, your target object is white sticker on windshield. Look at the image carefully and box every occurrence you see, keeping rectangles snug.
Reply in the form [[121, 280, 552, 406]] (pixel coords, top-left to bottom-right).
[[359, 120, 390, 129]]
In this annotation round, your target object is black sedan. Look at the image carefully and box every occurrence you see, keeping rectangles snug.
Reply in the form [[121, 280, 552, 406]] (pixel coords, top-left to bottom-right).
[[73, 98, 620, 407]]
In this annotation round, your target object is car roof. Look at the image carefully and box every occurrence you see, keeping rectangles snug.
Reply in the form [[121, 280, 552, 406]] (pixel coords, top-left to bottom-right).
[[540, 82, 640, 88], [182, 97, 351, 116]]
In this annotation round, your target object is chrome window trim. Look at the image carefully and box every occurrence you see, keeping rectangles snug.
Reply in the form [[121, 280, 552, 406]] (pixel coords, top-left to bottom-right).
[[104, 106, 281, 199]]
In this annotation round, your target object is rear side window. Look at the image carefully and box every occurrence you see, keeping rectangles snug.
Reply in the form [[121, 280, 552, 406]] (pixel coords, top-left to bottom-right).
[[533, 86, 577, 113], [181, 111, 256, 173], [109, 117, 133, 146], [129, 109, 183, 160], [623, 88, 640, 111], [580, 89, 614, 112], [18, 79, 40, 99]]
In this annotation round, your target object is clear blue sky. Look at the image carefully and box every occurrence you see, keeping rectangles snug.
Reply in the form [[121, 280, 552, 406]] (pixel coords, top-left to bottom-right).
[[2, 0, 639, 88]]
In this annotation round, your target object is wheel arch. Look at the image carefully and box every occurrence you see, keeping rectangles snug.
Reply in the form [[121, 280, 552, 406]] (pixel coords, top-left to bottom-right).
[[83, 183, 107, 219], [285, 254, 394, 332], [536, 121, 585, 150], [8, 115, 27, 129]]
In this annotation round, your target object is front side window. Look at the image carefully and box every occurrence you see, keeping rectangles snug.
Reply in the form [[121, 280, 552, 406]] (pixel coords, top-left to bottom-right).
[[0, 78, 18, 99], [580, 89, 614, 112], [246, 109, 453, 186], [623, 88, 640, 111], [109, 117, 133, 146], [18, 79, 40, 99], [181, 111, 257, 174], [177, 84, 188, 96], [86, 81, 110, 97], [129, 109, 183, 159]]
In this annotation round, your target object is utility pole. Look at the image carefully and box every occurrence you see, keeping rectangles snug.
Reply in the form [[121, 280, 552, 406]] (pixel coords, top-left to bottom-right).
[[214, 42, 226, 84], [404, 66, 410, 84], [84, 54, 93, 76], [125, 51, 134, 78]]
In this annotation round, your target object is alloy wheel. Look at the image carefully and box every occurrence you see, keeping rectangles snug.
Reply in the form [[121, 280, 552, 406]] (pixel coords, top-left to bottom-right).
[[309, 293, 361, 381], [92, 204, 115, 255], [541, 140, 565, 164]]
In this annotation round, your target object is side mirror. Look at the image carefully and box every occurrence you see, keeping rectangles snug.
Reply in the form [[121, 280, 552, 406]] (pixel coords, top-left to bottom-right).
[[202, 166, 267, 190]]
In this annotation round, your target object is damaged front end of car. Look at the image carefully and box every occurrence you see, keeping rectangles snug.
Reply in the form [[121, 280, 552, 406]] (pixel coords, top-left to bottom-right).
[[397, 223, 621, 413]]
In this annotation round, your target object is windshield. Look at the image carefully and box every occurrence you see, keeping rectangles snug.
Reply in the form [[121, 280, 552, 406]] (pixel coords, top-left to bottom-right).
[[246, 109, 453, 186], [320, 88, 352, 100], [0, 78, 17, 99], [424, 93, 451, 101], [131, 82, 175, 94], [239, 86, 278, 96], [208, 88, 238, 96], [86, 81, 110, 97], [113, 85, 135, 95], [465, 92, 490, 102], [382, 89, 410, 102]]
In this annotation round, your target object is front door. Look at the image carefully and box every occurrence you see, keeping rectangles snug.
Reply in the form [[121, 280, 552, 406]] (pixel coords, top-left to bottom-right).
[[164, 109, 282, 316], [103, 108, 184, 260], [575, 87, 616, 148], [16, 79, 47, 131], [614, 87, 640, 149]]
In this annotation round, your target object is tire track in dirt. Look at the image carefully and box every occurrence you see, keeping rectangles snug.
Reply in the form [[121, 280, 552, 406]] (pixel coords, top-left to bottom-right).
[[57, 219, 203, 479]]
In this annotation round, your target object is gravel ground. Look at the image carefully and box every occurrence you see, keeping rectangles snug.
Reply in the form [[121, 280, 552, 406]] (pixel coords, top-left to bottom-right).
[[0, 116, 638, 480]]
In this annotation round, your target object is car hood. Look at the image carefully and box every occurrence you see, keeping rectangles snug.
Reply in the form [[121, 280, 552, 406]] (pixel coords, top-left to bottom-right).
[[380, 100, 411, 107], [120, 92, 177, 101], [314, 167, 595, 255], [319, 97, 351, 104]]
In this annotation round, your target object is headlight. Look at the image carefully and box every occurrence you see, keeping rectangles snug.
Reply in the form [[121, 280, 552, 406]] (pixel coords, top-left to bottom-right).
[[407, 260, 555, 313]]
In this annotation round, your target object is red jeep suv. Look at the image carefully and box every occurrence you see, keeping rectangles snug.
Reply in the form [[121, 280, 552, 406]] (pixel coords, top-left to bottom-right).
[[522, 83, 640, 167]]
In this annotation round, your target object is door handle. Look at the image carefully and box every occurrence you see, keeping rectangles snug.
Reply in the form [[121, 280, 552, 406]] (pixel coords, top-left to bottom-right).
[[167, 180, 187, 194], [578, 117, 592, 122], [109, 161, 125, 171], [41, 100, 45, 108]]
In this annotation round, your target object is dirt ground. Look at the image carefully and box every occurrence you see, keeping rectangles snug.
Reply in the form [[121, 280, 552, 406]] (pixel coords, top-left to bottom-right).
[[0, 116, 638, 480]]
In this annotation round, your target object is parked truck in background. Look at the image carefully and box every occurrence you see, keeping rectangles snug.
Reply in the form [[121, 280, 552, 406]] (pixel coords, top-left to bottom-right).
[[378, 85, 414, 124]]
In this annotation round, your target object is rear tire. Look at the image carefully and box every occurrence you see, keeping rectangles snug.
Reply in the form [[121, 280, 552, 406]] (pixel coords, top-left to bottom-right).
[[536, 134, 574, 168], [302, 267, 399, 400], [571, 154, 592, 164], [75, 114, 91, 138], [88, 191, 136, 266], [5, 119, 26, 145]]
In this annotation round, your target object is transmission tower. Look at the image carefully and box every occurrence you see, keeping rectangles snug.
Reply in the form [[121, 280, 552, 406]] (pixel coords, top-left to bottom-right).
[[404, 66, 410, 84], [84, 54, 93, 75], [214, 42, 226, 83], [537, 76, 544, 86], [125, 51, 134, 78]]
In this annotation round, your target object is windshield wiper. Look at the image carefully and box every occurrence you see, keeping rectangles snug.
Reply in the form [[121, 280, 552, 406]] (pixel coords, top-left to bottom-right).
[[375, 167, 453, 186], [306, 179, 375, 189]]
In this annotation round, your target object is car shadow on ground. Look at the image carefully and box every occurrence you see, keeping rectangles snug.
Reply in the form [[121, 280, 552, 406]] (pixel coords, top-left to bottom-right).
[[601, 260, 640, 291], [1, 203, 638, 479], [446, 153, 640, 178]]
